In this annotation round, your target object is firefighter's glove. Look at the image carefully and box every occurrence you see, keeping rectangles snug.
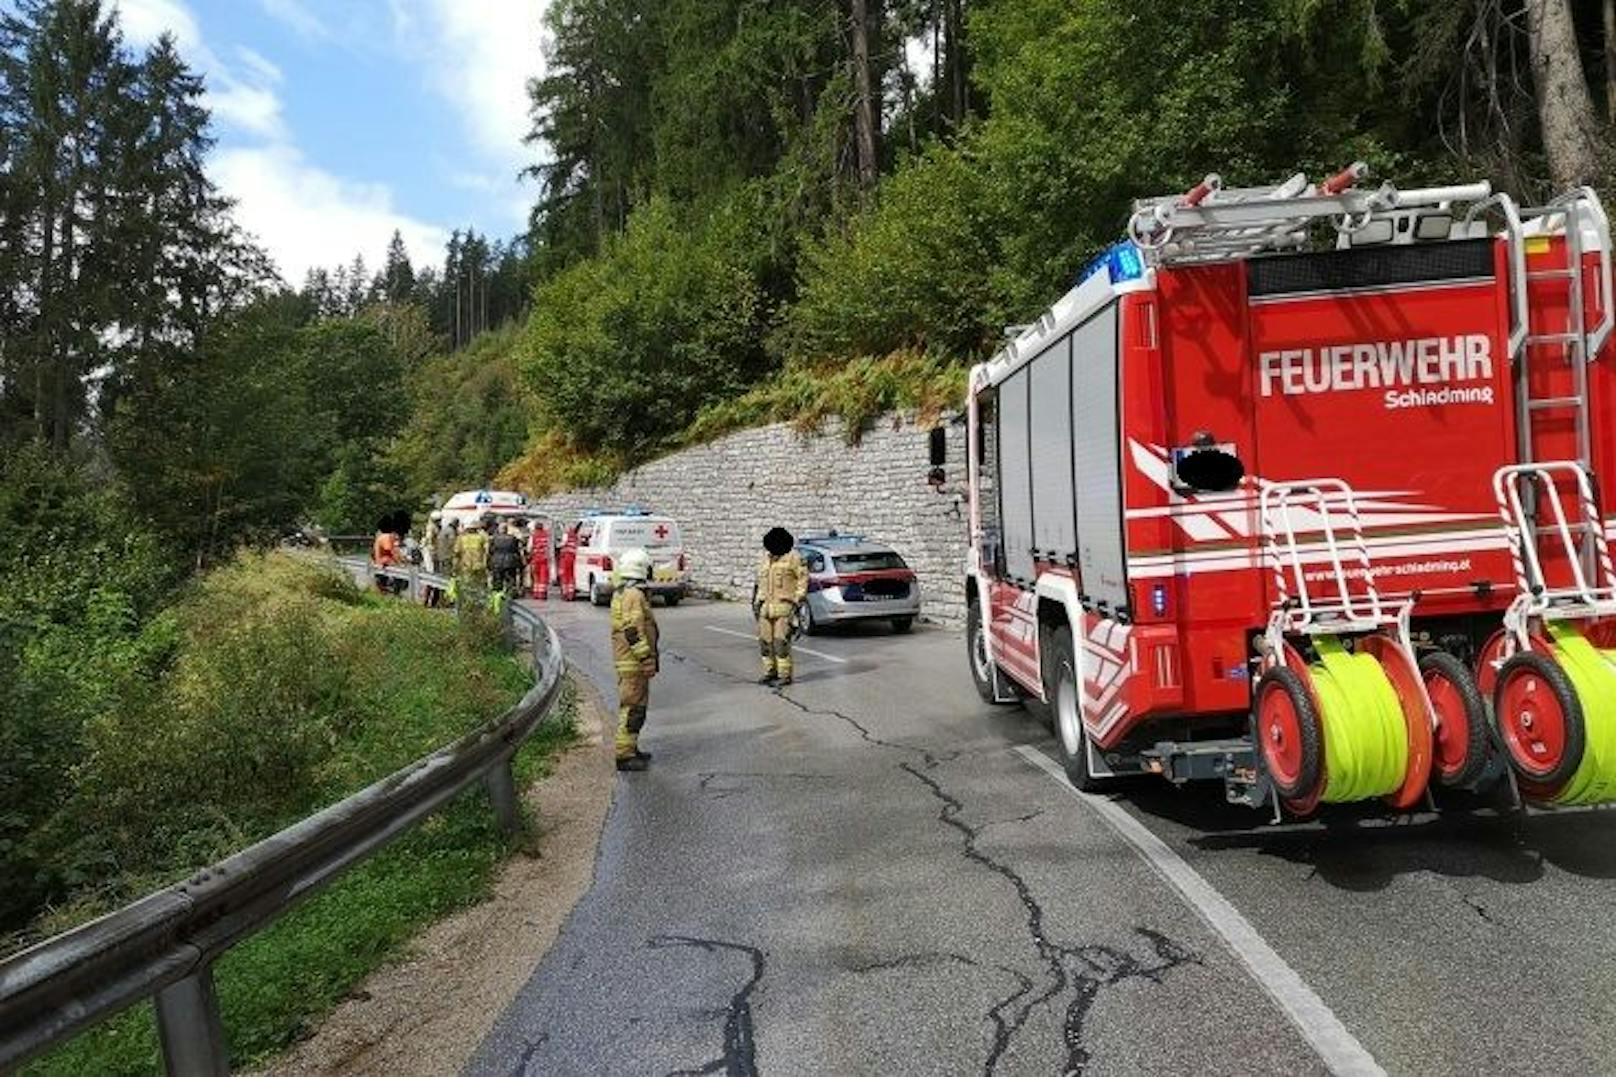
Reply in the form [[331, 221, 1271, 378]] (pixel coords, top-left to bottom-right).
[[640, 658, 658, 677]]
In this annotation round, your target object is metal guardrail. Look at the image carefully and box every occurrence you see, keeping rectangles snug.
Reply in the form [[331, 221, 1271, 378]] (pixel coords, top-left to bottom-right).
[[0, 558, 566, 1075]]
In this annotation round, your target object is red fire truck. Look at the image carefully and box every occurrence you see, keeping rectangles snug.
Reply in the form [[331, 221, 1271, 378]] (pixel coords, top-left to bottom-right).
[[963, 165, 1616, 815]]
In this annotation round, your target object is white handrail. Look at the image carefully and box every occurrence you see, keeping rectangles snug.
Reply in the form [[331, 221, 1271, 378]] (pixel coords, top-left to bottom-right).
[[1464, 193, 1529, 360]]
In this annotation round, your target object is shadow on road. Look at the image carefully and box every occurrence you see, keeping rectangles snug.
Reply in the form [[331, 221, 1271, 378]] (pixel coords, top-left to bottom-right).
[[1110, 776, 1616, 890]]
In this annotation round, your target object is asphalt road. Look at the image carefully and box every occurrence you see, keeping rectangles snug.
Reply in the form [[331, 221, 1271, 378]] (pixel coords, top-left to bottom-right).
[[468, 597, 1616, 1076]]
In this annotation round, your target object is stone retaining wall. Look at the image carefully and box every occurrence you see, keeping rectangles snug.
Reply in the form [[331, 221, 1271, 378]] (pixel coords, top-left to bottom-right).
[[531, 415, 970, 629]]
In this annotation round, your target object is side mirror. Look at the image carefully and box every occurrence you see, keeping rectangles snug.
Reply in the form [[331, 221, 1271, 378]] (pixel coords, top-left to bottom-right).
[[928, 425, 947, 467]]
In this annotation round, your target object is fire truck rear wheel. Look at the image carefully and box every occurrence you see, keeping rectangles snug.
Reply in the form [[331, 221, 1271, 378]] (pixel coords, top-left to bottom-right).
[[1420, 651, 1489, 788], [1047, 626, 1103, 792], [1255, 666, 1323, 801], [1494, 652, 1585, 789], [965, 599, 1007, 705]]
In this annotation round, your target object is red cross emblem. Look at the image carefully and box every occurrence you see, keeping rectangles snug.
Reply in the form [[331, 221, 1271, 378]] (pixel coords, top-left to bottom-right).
[[653, 524, 670, 540]]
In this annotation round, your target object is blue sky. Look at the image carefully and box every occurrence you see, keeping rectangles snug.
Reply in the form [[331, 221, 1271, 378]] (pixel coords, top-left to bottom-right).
[[115, 0, 549, 284]]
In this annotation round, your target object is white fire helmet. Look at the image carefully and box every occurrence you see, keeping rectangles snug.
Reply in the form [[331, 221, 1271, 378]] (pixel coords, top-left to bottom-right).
[[618, 547, 652, 582]]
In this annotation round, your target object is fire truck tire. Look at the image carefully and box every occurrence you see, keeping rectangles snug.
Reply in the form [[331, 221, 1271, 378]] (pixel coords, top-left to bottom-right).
[[1047, 627, 1103, 792], [966, 599, 1008, 705], [1493, 652, 1585, 789], [1255, 666, 1323, 802], [1420, 651, 1489, 788]]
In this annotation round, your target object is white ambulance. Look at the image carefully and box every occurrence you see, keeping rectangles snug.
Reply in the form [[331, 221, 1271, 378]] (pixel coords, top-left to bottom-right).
[[439, 489, 531, 530], [569, 510, 689, 606]]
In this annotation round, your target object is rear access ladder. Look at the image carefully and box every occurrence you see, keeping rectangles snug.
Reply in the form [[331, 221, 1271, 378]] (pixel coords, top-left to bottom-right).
[[1472, 188, 1616, 583]]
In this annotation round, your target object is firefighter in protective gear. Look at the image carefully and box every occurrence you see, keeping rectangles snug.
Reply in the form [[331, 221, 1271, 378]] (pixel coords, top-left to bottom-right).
[[611, 547, 660, 771], [753, 527, 807, 685], [454, 519, 491, 605]]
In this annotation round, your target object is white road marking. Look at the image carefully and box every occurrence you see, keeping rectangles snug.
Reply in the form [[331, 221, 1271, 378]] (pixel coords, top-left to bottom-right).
[[702, 625, 849, 664], [1013, 745, 1386, 1077]]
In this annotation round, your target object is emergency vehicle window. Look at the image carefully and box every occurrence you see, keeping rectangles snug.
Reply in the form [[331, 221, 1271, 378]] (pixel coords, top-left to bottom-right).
[[833, 552, 907, 572], [976, 390, 1003, 575], [999, 365, 1035, 584], [804, 550, 825, 572], [577, 522, 595, 545]]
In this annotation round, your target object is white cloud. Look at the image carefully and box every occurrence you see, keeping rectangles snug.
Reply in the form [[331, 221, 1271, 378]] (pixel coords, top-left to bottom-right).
[[403, 1, 546, 177], [114, 0, 448, 280], [115, 0, 201, 51], [257, 0, 331, 42], [210, 81, 285, 141], [214, 144, 447, 284], [236, 46, 283, 85]]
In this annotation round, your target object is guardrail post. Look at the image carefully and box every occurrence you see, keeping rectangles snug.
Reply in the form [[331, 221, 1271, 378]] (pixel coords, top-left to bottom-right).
[[155, 968, 228, 1076], [408, 566, 420, 603], [486, 756, 522, 834]]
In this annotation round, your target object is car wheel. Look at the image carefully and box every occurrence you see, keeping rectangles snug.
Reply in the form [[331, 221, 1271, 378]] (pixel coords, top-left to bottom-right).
[[663, 592, 682, 607], [590, 576, 608, 606], [966, 599, 1010, 706], [1047, 626, 1103, 791], [891, 616, 914, 634], [795, 601, 819, 636]]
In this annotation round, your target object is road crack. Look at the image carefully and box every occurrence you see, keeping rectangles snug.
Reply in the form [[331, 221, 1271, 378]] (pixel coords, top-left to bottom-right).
[[901, 763, 1201, 1074], [510, 1032, 549, 1076], [773, 689, 959, 768], [649, 935, 766, 1077]]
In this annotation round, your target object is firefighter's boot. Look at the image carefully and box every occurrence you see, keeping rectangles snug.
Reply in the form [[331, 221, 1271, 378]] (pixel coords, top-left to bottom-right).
[[758, 634, 777, 683], [615, 676, 650, 769]]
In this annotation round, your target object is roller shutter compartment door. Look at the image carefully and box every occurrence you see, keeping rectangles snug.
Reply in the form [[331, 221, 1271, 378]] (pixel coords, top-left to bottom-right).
[[998, 366, 1035, 584], [1069, 303, 1127, 613], [1029, 335, 1076, 559]]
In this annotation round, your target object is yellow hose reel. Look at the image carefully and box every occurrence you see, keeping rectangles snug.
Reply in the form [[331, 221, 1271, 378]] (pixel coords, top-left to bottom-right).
[[1256, 634, 1432, 814]]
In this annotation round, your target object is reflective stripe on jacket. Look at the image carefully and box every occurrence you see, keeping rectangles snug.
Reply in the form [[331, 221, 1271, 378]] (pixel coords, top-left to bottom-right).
[[611, 584, 659, 674]]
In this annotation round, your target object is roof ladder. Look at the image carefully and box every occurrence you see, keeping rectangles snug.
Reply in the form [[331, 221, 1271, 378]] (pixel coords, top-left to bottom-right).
[[1473, 188, 1615, 580]]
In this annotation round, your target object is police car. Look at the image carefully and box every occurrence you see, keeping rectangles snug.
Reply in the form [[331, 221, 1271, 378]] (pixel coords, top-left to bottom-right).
[[795, 533, 922, 634], [569, 509, 690, 606]]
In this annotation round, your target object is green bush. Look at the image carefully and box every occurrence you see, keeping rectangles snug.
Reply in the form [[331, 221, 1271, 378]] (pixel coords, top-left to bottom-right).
[[683, 350, 969, 445], [521, 194, 773, 455], [27, 685, 578, 1077], [0, 448, 178, 931], [40, 553, 528, 917]]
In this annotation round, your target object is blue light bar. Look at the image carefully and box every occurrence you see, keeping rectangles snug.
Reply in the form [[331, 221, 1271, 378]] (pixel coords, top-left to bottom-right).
[[1080, 241, 1146, 286]]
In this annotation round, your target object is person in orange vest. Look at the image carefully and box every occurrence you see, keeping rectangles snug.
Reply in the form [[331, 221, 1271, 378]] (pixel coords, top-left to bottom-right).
[[372, 524, 400, 593], [558, 523, 579, 601], [530, 520, 552, 600]]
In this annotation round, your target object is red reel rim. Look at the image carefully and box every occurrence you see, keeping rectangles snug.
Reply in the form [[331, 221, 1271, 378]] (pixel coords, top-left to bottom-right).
[[1259, 683, 1307, 789], [1425, 670, 1471, 780], [1498, 666, 1571, 779], [1476, 629, 1550, 697], [1361, 635, 1433, 810]]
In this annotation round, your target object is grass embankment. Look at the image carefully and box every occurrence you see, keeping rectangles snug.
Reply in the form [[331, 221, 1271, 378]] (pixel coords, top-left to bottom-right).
[[497, 349, 967, 495], [19, 553, 576, 1076]]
